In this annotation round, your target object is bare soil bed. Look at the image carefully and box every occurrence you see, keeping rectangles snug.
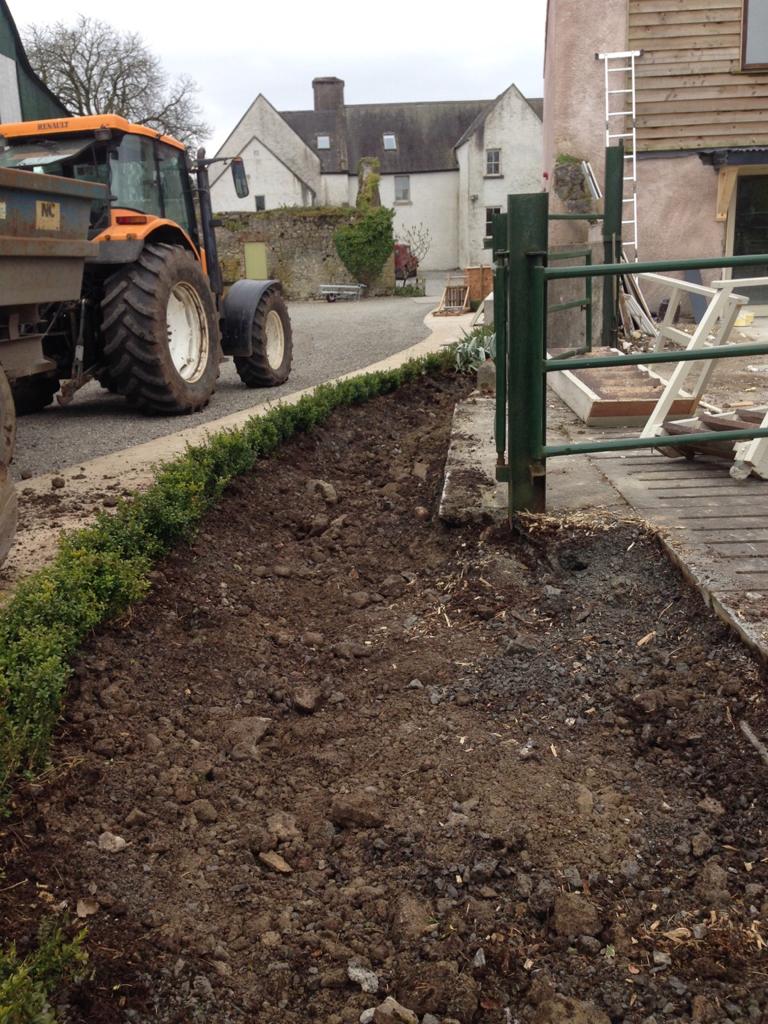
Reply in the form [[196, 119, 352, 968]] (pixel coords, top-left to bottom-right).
[[2, 373, 767, 1024]]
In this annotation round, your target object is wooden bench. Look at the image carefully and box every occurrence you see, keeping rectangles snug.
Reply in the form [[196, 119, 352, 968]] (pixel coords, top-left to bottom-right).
[[319, 284, 366, 302]]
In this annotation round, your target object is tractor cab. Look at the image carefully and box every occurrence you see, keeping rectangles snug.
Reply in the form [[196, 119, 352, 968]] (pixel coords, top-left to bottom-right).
[[0, 116, 200, 248]]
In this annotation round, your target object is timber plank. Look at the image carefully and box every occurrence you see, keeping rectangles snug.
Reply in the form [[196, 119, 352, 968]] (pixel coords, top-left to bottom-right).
[[634, 0, 741, 8], [638, 81, 768, 97], [631, 0, 741, 11], [636, 67, 740, 82], [638, 95, 768, 114], [630, 8, 739, 24], [634, 46, 741, 61], [638, 124, 768, 141], [630, 29, 745, 47], [641, 136, 768, 149], [639, 108, 768, 127], [706, 546, 768, 558]]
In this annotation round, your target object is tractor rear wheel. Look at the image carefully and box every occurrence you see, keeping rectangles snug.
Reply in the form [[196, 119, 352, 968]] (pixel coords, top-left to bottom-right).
[[11, 371, 60, 414], [0, 367, 18, 565], [101, 243, 220, 415], [234, 289, 293, 388]]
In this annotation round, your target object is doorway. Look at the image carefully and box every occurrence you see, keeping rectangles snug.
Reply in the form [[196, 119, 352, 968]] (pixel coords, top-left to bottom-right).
[[732, 173, 768, 307], [244, 242, 268, 280]]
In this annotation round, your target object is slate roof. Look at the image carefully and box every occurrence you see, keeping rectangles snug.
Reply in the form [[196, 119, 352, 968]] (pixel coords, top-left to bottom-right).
[[282, 99, 493, 174], [527, 97, 544, 121]]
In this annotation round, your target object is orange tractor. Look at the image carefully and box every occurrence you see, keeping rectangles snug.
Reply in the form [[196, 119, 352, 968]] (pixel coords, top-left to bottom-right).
[[0, 114, 292, 415]]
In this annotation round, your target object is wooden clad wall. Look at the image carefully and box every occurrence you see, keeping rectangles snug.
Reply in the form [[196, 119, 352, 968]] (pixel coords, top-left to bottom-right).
[[629, 0, 768, 150]]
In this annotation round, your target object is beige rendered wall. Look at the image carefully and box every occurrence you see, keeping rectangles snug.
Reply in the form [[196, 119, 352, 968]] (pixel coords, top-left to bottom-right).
[[544, 0, 627, 194], [638, 155, 725, 310]]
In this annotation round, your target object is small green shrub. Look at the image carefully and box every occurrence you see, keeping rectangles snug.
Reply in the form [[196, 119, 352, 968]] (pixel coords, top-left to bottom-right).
[[0, 921, 88, 1023], [455, 324, 495, 372], [334, 206, 395, 287], [0, 350, 456, 802], [393, 283, 425, 298]]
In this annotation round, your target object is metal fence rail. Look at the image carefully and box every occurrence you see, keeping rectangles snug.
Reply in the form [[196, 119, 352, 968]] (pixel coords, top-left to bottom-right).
[[493, 185, 768, 514]]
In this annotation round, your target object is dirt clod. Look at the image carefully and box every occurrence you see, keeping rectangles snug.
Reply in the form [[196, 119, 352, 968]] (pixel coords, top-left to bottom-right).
[[97, 831, 126, 853], [533, 995, 611, 1024], [292, 685, 322, 713], [330, 791, 385, 829], [372, 996, 419, 1024], [258, 850, 293, 874], [552, 891, 601, 937], [191, 798, 218, 823]]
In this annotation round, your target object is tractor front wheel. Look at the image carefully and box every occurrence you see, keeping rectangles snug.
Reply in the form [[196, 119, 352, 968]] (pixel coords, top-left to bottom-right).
[[234, 289, 293, 388], [101, 243, 220, 415]]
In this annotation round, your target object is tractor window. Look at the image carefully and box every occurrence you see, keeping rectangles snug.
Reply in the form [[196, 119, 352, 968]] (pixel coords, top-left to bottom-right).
[[157, 142, 194, 236], [109, 134, 161, 217]]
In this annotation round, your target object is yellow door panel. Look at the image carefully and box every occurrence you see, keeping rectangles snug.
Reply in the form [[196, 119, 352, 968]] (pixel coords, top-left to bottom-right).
[[244, 242, 268, 280]]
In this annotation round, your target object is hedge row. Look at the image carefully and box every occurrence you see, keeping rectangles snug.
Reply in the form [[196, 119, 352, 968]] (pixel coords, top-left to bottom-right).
[[0, 351, 455, 801], [0, 922, 88, 1022]]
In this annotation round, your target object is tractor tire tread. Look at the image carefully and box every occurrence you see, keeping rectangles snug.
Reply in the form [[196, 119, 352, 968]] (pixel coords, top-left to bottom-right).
[[100, 244, 220, 415], [234, 289, 293, 388]]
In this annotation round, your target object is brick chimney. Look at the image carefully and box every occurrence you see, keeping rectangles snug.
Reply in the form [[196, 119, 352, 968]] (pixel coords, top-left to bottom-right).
[[312, 77, 345, 112]]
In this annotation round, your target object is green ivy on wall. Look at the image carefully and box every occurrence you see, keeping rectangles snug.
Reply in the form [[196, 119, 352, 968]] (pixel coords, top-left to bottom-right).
[[333, 206, 395, 286]]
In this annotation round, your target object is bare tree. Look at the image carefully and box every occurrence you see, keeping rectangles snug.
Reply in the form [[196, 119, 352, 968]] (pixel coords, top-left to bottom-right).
[[23, 16, 210, 146], [397, 222, 432, 264]]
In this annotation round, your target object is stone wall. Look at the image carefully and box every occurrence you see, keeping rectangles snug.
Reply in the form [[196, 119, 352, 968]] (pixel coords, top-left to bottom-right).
[[215, 208, 395, 300]]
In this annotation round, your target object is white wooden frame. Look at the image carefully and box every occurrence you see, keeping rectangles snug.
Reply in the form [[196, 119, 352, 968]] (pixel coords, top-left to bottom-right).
[[639, 274, 768, 480]]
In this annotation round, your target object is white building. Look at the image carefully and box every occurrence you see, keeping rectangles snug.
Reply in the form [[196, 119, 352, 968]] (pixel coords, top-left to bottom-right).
[[211, 77, 543, 271]]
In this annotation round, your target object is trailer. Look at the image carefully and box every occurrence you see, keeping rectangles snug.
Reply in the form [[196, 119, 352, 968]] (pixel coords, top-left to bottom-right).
[[0, 166, 105, 563]]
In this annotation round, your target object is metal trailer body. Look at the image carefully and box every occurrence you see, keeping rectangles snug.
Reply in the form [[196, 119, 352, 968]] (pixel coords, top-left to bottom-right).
[[0, 166, 105, 380], [0, 166, 105, 562]]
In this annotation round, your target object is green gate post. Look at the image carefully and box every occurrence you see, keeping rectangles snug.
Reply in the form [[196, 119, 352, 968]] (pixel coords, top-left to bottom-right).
[[602, 144, 624, 347], [507, 192, 549, 513], [492, 213, 509, 474]]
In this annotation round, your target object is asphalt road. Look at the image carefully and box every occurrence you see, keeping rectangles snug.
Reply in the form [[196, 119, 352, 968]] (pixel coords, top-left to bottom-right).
[[13, 296, 435, 480]]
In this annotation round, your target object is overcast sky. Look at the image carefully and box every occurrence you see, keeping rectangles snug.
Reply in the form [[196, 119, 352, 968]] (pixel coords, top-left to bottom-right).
[[18, 0, 546, 150]]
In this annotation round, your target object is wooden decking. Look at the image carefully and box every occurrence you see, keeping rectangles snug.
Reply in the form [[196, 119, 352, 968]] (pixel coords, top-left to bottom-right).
[[591, 448, 768, 657]]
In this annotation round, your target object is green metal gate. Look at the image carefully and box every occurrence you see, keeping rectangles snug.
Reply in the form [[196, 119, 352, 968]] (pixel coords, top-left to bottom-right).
[[491, 150, 768, 515]]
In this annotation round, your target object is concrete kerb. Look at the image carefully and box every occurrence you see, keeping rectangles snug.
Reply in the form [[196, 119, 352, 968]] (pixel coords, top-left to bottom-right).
[[2, 310, 474, 586]]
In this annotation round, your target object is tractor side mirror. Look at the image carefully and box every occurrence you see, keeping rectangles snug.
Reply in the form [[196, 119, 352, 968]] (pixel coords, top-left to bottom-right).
[[231, 159, 249, 199]]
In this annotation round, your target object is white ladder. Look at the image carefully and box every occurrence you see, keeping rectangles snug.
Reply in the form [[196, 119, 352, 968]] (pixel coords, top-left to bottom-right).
[[597, 49, 642, 261]]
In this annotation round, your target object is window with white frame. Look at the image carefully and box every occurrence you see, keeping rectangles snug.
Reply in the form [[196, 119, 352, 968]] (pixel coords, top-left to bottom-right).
[[743, 0, 768, 69], [254, 195, 265, 211], [485, 206, 502, 237], [383, 133, 397, 151], [486, 148, 501, 176], [394, 174, 410, 202], [317, 134, 331, 149]]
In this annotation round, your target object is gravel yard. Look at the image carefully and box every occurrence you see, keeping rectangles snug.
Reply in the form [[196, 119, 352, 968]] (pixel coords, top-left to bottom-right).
[[13, 296, 433, 480]]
